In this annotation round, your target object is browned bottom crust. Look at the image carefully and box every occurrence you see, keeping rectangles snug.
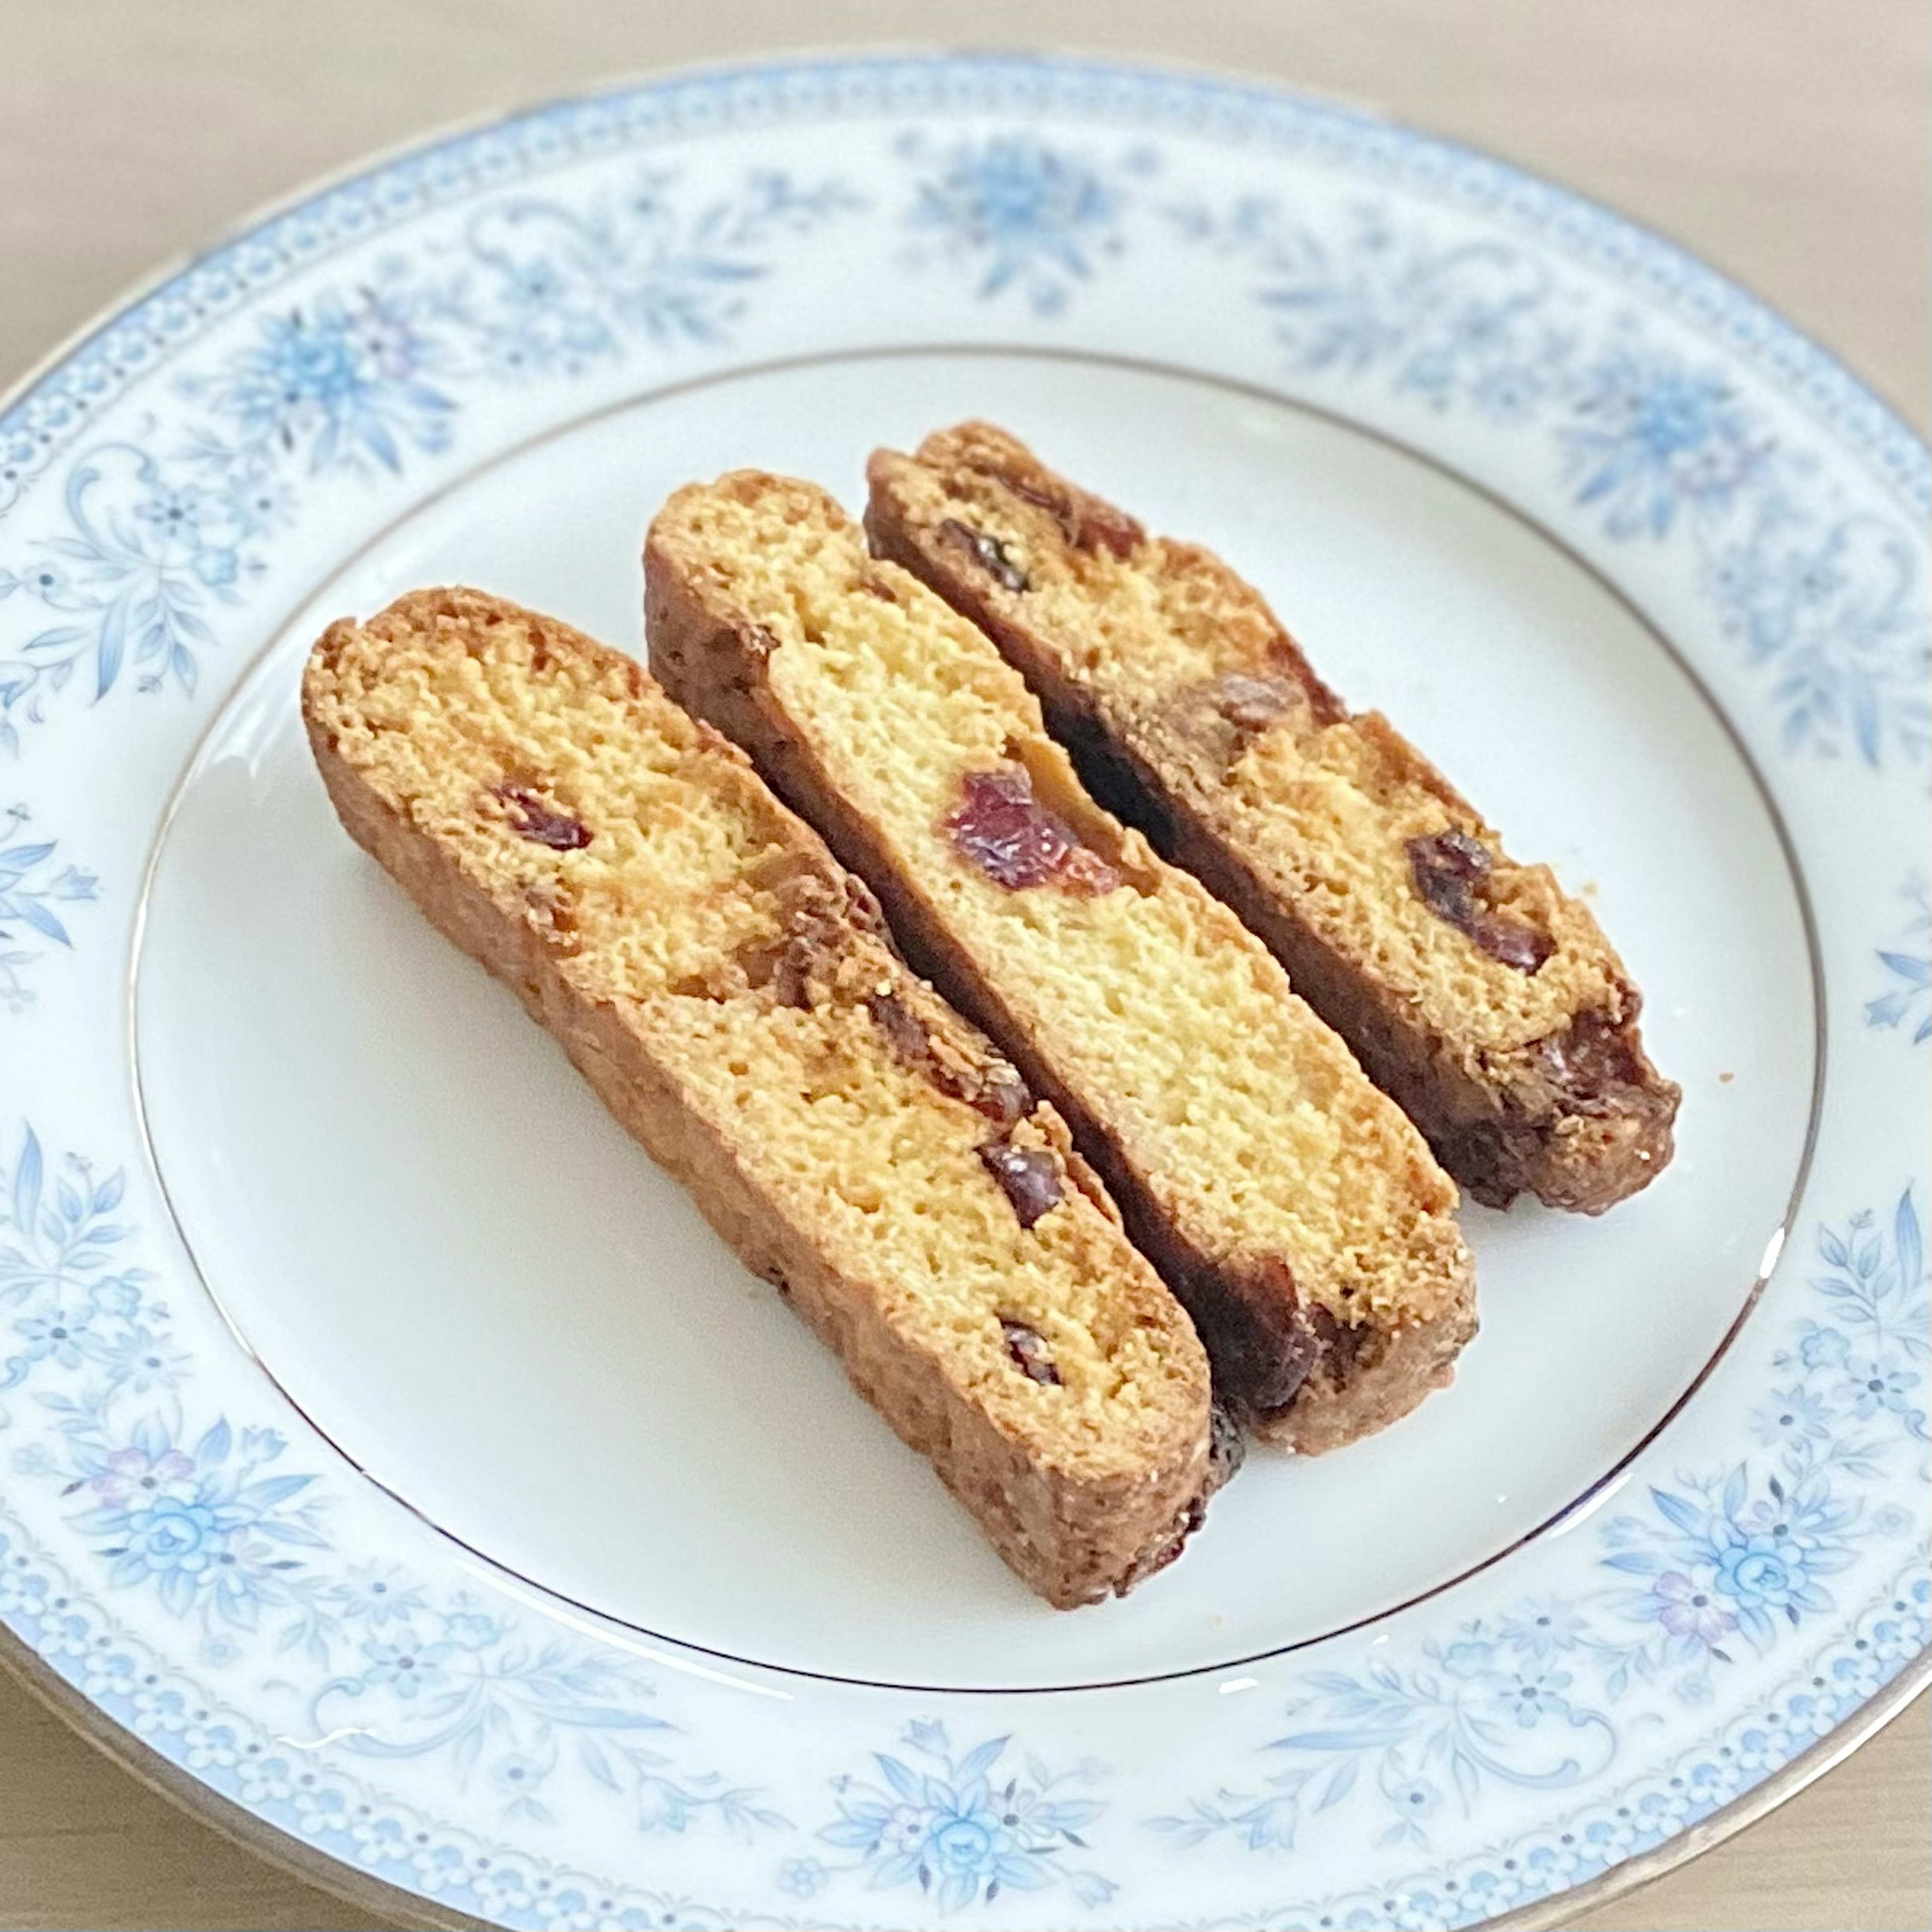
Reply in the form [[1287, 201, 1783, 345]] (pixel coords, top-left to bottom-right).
[[1093, 747, 1680, 1217]]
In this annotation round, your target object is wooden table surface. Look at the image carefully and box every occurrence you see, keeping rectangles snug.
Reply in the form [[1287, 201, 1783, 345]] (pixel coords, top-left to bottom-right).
[[2, 3, 1925, 1927]]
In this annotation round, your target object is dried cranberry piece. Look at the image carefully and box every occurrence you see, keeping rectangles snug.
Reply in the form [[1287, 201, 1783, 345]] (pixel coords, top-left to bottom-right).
[[1407, 830, 1549, 974], [495, 783, 592, 851], [979, 1139, 1064, 1229], [1212, 672, 1297, 732], [1407, 828, 1492, 918], [1537, 1008, 1644, 1096], [937, 518, 1028, 592], [1000, 474, 1145, 558], [979, 1073, 1031, 1129], [1307, 1304, 1370, 1383], [999, 1317, 1063, 1385], [1470, 912, 1556, 973], [865, 989, 930, 1062], [946, 766, 1119, 895]]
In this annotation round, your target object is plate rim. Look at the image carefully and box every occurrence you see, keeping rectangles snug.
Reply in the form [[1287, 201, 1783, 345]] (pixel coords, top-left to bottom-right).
[[0, 41, 1924, 1931], [6, 1622, 1919, 1932]]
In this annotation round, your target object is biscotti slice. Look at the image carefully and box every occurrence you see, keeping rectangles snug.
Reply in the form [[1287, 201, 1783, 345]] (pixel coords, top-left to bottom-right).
[[302, 588, 1216, 1607], [647, 480, 1475, 1454], [865, 424, 1679, 1215]]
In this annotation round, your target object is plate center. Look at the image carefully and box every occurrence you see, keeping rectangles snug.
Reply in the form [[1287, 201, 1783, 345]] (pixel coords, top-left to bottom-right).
[[134, 351, 1815, 1691]]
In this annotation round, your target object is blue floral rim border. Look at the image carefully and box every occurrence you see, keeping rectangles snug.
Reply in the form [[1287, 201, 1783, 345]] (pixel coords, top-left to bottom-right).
[[0, 46, 1926, 1932], [3, 51, 1925, 520]]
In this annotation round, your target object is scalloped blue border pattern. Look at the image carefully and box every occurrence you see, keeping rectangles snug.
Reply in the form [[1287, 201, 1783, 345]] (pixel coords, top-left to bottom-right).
[[1, 51, 1926, 1932]]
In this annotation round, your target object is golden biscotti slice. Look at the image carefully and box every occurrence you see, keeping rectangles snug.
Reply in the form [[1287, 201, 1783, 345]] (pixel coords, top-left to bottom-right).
[[302, 588, 1218, 1607], [865, 424, 1680, 1215], [646, 480, 1476, 1454]]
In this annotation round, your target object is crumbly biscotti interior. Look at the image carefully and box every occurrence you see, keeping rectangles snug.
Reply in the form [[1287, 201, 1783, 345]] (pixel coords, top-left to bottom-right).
[[645, 484, 1472, 1349], [865, 423, 1679, 1212], [877, 428, 1631, 1054], [303, 591, 1205, 1481]]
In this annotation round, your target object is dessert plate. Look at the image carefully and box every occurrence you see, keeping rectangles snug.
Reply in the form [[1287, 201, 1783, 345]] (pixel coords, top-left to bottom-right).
[[1, 50, 1925, 1930]]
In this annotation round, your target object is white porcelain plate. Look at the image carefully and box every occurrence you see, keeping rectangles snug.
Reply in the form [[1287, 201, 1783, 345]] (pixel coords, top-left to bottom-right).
[[2, 52, 1925, 1930]]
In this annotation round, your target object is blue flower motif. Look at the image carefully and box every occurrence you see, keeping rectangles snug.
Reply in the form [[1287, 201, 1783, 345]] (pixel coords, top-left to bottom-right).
[[64, 1413, 326, 1627], [777, 1855, 827, 1897], [1565, 350, 1766, 538], [1709, 1531, 1829, 1620], [439, 1603, 505, 1650], [12, 1301, 95, 1369], [2, 167, 858, 753], [362, 1632, 455, 1701], [1752, 1384, 1832, 1447], [1495, 1603, 1589, 1659], [209, 290, 454, 476], [1838, 1355, 1920, 1420], [1172, 193, 1925, 771], [455, 171, 859, 376], [1499, 1669, 1573, 1728], [330, 1561, 427, 1628], [818, 1722, 1111, 1912], [901, 132, 1147, 316], [1867, 875, 1930, 1044], [0, 804, 99, 1009], [1708, 515, 1930, 767], [1797, 1322, 1850, 1371]]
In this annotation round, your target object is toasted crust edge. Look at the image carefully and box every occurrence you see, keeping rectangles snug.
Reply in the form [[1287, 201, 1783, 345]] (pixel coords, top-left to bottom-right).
[[643, 517, 1474, 1455], [302, 588, 1213, 1605], [863, 429, 1680, 1216]]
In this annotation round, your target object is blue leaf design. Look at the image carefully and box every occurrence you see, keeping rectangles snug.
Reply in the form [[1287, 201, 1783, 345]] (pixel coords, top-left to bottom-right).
[[874, 1752, 924, 1801], [1721, 1464, 1749, 1521], [95, 594, 127, 700], [239, 1473, 313, 1508], [16, 899, 71, 947], [11, 1128, 42, 1235], [819, 1817, 886, 1850], [1272, 1726, 1412, 1752], [0, 842, 56, 884], [1650, 1487, 1707, 1536], [1895, 1189, 1923, 1294], [954, 1735, 1007, 1783]]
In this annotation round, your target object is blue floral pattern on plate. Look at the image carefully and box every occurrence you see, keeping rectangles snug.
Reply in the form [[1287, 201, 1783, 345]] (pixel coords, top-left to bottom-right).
[[896, 132, 1154, 315], [1, 1126, 785, 1840], [815, 1720, 1113, 1912], [0, 803, 96, 1011], [1867, 874, 1931, 1045], [1149, 1194, 1925, 1859], [1, 1111, 1924, 1927], [0, 167, 856, 746], [1169, 198, 1929, 770], [0, 52, 1924, 1931]]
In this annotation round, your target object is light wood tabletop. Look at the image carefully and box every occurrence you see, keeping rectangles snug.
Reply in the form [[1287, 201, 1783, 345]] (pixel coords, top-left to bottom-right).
[[1, 3, 1925, 1928]]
